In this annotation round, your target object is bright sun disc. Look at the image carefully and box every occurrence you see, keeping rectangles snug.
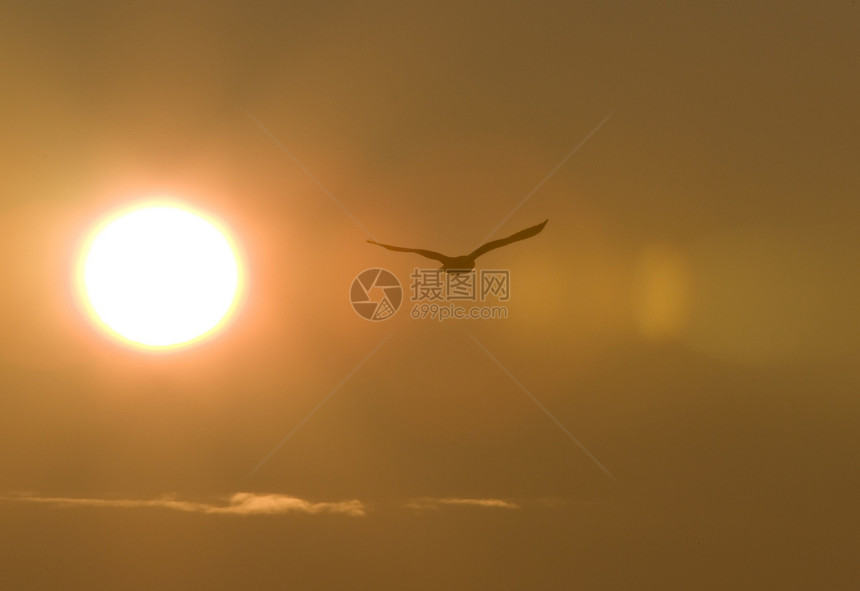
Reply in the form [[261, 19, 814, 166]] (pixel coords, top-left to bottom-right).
[[82, 204, 241, 348]]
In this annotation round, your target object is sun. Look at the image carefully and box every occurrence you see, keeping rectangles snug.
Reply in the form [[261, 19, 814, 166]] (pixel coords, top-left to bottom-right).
[[81, 203, 242, 349]]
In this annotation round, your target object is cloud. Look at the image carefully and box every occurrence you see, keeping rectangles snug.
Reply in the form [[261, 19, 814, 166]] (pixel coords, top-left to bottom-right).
[[405, 497, 520, 511], [2, 492, 366, 517], [4, 493, 528, 516]]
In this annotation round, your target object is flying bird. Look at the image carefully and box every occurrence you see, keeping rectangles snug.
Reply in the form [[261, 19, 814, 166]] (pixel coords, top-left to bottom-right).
[[367, 219, 548, 272]]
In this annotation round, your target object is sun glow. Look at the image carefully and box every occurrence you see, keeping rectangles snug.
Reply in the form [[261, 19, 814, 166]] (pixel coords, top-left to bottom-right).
[[81, 203, 241, 348]]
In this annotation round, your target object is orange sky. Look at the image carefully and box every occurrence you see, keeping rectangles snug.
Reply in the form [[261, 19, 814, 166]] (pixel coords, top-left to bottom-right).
[[0, 1, 857, 589]]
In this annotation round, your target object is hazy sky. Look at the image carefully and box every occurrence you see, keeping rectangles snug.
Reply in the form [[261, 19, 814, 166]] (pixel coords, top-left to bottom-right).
[[0, 1, 857, 589]]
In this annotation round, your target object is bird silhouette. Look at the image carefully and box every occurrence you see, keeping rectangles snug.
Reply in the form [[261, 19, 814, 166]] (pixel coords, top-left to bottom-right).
[[367, 219, 548, 272]]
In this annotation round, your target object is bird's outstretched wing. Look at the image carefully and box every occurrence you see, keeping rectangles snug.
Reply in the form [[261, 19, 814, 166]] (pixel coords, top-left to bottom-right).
[[366, 240, 449, 263], [469, 219, 548, 259]]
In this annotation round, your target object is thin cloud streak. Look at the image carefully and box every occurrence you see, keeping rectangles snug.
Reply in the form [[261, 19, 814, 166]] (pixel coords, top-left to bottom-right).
[[406, 497, 520, 511], [2, 492, 366, 517]]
